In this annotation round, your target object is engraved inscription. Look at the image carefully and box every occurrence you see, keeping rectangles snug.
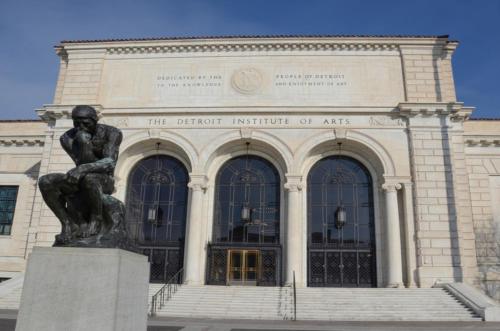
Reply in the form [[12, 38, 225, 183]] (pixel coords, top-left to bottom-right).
[[274, 72, 347, 88]]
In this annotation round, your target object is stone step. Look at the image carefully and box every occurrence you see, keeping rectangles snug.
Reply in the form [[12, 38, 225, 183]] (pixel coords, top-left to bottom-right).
[[0, 280, 482, 322], [152, 285, 480, 321]]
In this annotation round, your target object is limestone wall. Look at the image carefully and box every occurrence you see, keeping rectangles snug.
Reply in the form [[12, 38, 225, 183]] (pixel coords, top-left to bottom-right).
[[464, 120, 500, 300], [51, 36, 455, 109], [0, 121, 45, 276]]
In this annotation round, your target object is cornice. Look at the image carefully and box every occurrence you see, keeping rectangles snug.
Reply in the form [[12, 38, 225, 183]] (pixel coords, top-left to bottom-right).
[[397, 102, 474, 121], [37, 104, 103, 122], [0, 136, 45, 147], [104, 42, 401, 55], [464, 135, 500, 147]]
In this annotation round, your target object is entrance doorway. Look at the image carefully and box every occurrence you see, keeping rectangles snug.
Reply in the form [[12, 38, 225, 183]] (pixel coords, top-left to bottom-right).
[[206, 155, 282, 286], [227, 250, 259, 285], [307, 155, 377, 287]]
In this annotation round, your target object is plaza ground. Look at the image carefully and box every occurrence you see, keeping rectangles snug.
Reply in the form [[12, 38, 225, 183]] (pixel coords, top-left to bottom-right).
[[1, 310, 500, 331]]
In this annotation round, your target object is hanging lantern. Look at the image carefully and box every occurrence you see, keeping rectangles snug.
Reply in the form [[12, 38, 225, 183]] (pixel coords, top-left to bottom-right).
[[335, 205, 347, 229], [147, 205, 158, 223], [241, 203, 251, 222]]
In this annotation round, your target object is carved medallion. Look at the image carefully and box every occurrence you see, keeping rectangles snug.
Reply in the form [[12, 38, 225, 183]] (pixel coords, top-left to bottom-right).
[[231, 67, 263, 94]]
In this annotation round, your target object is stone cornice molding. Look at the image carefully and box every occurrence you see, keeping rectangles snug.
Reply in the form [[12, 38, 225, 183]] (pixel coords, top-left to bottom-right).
[[284, 174, 303, 192], [104, 42, 402, 55], [188, 174, 208, 191], [37, 104, 103, 122], [54, 46, 68, 62], [464, 136, 500, 147], [398, 102, 461, 116], [397, 102, 473, 121], [0, 136, 45, 147]]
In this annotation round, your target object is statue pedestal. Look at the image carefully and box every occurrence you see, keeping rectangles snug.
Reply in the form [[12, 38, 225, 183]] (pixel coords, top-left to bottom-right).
[[15, 247, 149, 331]]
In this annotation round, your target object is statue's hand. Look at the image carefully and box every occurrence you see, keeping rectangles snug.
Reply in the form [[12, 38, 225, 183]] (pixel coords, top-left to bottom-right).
[[65, 167, 83, 185], [75, 129, 92, 143]]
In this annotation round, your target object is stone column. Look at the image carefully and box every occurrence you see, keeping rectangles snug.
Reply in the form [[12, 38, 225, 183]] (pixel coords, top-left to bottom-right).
[[184, 175, 207, 285], [382, 182, 404, 287], [284, 175, 303, 286]]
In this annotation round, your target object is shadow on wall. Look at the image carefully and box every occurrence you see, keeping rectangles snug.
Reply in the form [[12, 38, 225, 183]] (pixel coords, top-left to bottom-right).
[[440, 116, 463, 283], [25, 161, 41, 180]]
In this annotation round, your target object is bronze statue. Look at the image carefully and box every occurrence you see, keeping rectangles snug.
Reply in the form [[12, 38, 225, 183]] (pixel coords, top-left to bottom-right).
[[38, 105, 132, 249]]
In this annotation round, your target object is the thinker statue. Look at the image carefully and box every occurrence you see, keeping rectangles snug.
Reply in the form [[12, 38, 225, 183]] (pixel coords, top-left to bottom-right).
[[39, 105, 132, 249]]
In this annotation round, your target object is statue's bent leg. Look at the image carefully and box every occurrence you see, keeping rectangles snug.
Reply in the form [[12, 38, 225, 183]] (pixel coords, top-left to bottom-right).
[[80, 173, 113, 236], [38, 173, 75, 243]]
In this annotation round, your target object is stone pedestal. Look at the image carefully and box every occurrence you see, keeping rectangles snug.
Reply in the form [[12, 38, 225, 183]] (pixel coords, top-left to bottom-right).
[[16, 247, 149, 331]]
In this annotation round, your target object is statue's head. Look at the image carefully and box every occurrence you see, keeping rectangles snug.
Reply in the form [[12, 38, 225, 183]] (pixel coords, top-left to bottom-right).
[[72, 105, 98, 133]]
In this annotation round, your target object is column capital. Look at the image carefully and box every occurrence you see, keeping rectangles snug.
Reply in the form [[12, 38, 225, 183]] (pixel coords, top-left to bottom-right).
[[188, 173, 208, 191], [285, 174, 303, 192], [381, 182, 402, 192]]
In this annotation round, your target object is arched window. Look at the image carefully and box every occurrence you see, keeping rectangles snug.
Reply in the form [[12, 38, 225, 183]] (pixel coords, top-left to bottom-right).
[[213, 155, 280, 244], [207, 155, 281, 286], [307, 156, 376, 287], [126, 155, 188, 282]]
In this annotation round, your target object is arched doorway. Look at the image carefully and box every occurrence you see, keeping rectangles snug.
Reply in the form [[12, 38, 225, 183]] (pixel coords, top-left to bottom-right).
[[125, 155, 189, 283], [207, 155, 281, 286], [307, 155, 376, 287]]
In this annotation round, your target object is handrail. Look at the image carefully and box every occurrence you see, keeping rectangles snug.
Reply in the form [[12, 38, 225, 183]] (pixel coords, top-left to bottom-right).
[[292, 270, 297, 321], [150, 268, 184, 316]]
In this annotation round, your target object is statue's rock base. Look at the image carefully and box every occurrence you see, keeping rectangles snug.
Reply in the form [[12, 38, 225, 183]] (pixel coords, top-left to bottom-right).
[[15, 247, 149, 331]]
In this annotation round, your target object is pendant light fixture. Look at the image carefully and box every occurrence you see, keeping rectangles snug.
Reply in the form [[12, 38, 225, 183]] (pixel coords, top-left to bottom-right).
[[335, 141, 347, 229], [148, 142, 161, 225], [241, 141, 252, 222]]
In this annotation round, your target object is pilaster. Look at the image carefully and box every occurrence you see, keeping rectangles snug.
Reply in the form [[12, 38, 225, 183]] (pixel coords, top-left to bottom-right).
[[184, 174, 208, 285], [284, 174, 304, 286], [382, 181, 404, 287]]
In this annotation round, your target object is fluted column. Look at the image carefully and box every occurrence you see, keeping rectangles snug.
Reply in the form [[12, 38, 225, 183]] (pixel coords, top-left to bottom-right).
[[382, 182, 404, 288], [184, 174, 207, 285], [284, 175, 303, 286]]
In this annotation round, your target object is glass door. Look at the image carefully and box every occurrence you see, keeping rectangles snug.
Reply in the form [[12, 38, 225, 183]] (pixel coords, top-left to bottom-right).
[[227, 250, 259, 285]]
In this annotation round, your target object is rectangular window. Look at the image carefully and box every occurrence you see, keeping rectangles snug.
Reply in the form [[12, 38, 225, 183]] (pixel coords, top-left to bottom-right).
[[0, 186, 18, 235]]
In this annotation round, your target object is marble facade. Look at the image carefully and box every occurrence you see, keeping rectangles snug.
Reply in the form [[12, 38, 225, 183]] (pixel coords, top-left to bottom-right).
[[0, 35, 498, 297]]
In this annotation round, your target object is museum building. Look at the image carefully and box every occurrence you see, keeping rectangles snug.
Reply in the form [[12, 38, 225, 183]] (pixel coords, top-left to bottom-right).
[[0, 35, 499, 297]]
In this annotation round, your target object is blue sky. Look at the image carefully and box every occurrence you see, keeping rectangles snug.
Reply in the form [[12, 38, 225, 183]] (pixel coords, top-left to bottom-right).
[[0, 0, 499, 119]]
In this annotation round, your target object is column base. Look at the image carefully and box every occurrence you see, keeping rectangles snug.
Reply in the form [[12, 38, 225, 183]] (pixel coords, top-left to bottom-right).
[[386, 282, 404, 288], [183, 280, 204, 286]]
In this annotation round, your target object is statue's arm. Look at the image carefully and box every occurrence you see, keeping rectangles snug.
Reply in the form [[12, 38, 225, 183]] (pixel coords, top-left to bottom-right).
[[71, 128, 122, 175], [60, 131, 78, 164]]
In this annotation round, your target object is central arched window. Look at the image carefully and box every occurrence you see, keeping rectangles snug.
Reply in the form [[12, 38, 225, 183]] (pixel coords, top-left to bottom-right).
[[213, 155, 280, 244], [125, 155, 188, 283], [208, 154, 281, 286]]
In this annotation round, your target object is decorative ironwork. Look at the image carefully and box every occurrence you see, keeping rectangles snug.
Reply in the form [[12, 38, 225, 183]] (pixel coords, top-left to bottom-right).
[[208, 155, 281, 286], [307, 156, 376, 287], [126, 155, 188, 283], [206, 245, 228, 285]]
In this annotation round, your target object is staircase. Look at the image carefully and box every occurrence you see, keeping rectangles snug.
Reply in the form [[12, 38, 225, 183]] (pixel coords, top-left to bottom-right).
[[295, 287, 480, 321], [0, 275, 24, 310], [152, 285, 481, 321], [152, 285, 293, 320], [0, 279, 482, 321]]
